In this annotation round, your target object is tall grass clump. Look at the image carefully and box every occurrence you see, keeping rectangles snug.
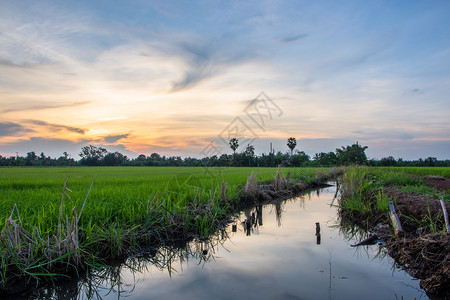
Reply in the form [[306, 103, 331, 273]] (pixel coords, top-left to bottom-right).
[[374, 188, 390, 212], [0, 179, 95, 291], [340, 166, 373, 213], [338, 166, 393, 230], [244, 171, 258, 199]]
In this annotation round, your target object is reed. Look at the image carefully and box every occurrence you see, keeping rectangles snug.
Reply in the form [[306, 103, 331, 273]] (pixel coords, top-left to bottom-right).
[[244, 171, 258, 199]]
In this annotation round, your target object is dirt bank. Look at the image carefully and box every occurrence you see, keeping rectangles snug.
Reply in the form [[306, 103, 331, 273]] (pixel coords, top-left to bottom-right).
[[425, 176, 450, 192], [381, 186, 449, 296]]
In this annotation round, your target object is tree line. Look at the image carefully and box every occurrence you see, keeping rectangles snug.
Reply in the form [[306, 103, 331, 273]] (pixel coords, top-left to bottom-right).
[[0, 138, 448, 167]]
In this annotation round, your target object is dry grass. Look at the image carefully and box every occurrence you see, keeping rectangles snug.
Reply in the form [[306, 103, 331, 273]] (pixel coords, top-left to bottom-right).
[[0, 178, 96, 291], [244, 171, 258, 199], [274, 166, 288, 191]]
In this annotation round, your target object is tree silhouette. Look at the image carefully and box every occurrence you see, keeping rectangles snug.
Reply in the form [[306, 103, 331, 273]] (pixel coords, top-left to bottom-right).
[[79, 145, 107, 166], [287, 137, 297, 156], [229, 138, 239, 154], [229, 138, 239, 166], [244, 144, 255, 166], [335, 142, 368, 165]]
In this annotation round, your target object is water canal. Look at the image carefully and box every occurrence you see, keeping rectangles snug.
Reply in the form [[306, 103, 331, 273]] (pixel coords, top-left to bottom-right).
[[25, 184, 425, 299]]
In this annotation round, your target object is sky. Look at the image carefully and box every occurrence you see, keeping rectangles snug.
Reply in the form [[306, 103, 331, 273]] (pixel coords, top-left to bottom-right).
[[1, 0, 449, 160]]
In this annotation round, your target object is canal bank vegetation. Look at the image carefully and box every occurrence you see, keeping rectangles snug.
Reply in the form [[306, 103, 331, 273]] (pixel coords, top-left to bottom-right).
[[0, 166, 334, 295], [338, 166, 450, 296]]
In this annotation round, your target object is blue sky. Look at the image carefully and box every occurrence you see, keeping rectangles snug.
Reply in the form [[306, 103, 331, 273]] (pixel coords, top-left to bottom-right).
[[1, 0, 449, 160]]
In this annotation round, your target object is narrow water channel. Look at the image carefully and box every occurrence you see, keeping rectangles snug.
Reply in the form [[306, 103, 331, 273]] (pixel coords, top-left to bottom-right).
[[30, 185, 426, 299]]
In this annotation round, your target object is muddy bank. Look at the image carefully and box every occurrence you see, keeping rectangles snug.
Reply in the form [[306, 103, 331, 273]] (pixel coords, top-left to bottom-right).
[[384, 187, 450, 296], [387, 233, 450, 295], [425, 176, 450, 192], [386, 187, 449, 234], [340, 183, 450, 296]]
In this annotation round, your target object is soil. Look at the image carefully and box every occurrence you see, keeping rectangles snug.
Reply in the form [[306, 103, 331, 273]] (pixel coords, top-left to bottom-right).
[[385, 187, 449, 234], [382, 183, 450, 296], [426, 177, 450, 192], [387, 233, 450, 297]]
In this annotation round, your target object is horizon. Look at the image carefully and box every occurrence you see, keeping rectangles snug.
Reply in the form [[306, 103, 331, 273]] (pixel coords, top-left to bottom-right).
[[1, 1, 449, 161]]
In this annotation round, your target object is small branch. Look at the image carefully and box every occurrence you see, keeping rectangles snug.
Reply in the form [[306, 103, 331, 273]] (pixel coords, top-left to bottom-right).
[[330, 168, 340, 186]]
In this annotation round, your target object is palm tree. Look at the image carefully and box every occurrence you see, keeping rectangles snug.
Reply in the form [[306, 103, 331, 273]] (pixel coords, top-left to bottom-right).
[[245, 144, 255, 166], [287, 137, 297, 157], [229, 138, 239, 166]]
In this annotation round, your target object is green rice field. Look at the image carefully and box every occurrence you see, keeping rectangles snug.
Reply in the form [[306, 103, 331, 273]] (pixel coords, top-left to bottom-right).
[[370, 166, 450, 177], [0, 166, 326, 289], [0, 166, 322, 232]]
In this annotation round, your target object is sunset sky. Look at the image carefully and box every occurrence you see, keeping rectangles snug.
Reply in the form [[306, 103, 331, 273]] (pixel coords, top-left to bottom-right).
[[1, 0, 449, 160]]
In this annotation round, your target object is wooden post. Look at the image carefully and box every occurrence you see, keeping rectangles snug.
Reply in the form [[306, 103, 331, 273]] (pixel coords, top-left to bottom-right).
[[246, 221, 251, 236], [389, 201, 403, 235], [440, 196, 450, 233], [331, 168, 340, 186], [316, 222, 321, 245]]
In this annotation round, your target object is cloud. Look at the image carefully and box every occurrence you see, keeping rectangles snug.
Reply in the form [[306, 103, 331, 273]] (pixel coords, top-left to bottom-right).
[[0, 137, 138, 159], [0, 137, 89, 158], [26, 120, 86, 135], [280, 34, 308, 43], [0, 58, 47, 69], [365, 139, 450, 160], [168, 39, 225, 92], [165, 34, 265, 92], [351, 129, 415, 141], [103, 134, 130, 143], [2, 101, 92, 113], [92, 143, 137, 157], [0, 122, 33, 136]]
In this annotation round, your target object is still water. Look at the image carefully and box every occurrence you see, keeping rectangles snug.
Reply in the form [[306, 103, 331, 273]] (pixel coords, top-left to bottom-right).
[[35, 185, 425, 299]]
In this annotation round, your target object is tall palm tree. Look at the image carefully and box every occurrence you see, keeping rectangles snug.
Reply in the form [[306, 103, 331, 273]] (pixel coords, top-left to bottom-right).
[[229, 138, 239, 166], [287, 137, 297, 157]]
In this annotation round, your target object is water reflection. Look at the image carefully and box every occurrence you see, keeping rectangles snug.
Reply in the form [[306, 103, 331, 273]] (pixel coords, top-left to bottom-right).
[[18, 186, 424, 300], [239, 194, 305, 236], [28, 234, 230, 300]]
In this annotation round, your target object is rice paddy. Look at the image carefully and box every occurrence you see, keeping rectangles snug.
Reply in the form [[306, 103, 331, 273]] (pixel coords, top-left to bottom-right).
[[0, 166, 328, 293]]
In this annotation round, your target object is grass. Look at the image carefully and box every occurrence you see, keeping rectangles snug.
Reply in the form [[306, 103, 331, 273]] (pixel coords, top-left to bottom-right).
[[338, 166, 450, 233], [377, 167, 450, 178], [0, 166, 329, 291]]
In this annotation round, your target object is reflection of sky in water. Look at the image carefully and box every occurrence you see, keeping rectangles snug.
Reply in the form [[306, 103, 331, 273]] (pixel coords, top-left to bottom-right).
[[81, 186, 423, 300]]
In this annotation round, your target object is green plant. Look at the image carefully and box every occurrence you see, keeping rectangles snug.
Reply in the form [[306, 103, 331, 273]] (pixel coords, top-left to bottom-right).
[[375, 188, 390, 212]]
